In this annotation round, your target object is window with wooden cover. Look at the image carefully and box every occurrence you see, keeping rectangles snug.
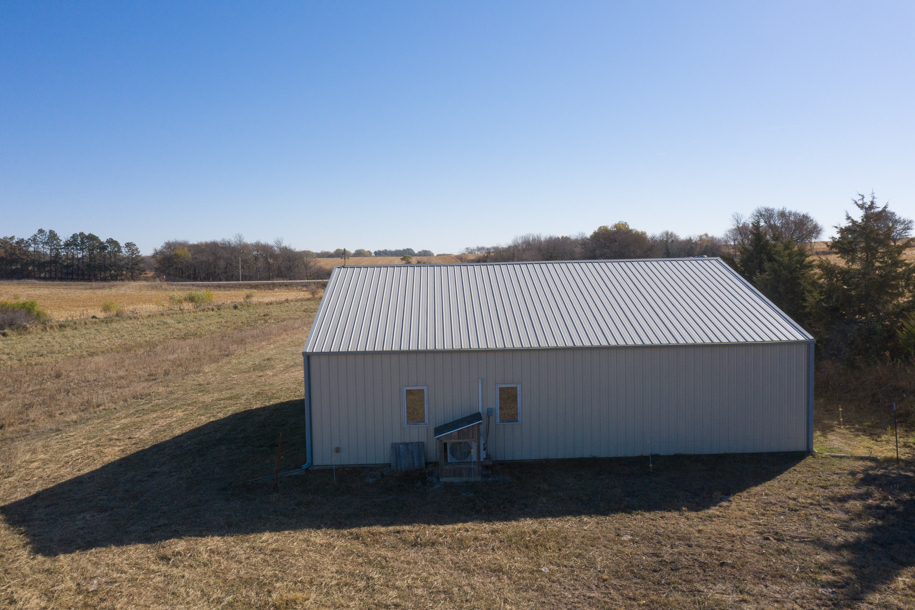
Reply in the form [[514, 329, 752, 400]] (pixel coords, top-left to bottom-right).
[[497, 384, 520, 423], [403, 386, 428, 426]]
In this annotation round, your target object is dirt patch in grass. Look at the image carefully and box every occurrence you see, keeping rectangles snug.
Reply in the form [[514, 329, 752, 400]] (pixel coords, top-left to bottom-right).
[[0, 311, 913, 608]]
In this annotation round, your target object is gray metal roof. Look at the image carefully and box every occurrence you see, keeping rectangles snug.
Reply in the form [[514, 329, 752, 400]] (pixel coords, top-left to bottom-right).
[[303, 258, 813, 354]]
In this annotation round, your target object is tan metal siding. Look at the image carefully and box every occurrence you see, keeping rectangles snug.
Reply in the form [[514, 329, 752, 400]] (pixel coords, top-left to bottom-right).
[[309, 344, 810, 466]]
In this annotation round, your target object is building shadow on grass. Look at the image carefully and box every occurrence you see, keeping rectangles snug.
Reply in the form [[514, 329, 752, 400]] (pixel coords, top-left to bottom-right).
[[815, 462, 915, 607], [3, 399, 805, 556]]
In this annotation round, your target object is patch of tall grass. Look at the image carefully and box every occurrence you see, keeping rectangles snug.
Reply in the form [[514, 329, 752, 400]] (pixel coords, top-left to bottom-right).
[[0, 299, 48, 331], [102, 300, 122, 315]]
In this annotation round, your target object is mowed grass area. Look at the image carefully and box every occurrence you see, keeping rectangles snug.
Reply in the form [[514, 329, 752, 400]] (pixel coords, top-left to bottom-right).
[[0, 280, 321, 321], [0, 301, 913, 608]]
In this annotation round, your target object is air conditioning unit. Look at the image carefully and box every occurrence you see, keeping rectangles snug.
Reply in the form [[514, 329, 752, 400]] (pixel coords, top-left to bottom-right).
[[446, 440, 475, 464]]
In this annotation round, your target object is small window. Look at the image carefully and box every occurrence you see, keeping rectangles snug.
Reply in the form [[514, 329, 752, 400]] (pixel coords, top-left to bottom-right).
[[497, 384, 520, 423], [403, 386, 428, 426]]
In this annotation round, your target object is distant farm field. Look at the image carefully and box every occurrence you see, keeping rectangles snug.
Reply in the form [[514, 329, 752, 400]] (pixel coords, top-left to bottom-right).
[[310, 254, 468, 271], [810, 240, 915, 264], [0, 289, 913, 608], [0, 280, 321, 321]]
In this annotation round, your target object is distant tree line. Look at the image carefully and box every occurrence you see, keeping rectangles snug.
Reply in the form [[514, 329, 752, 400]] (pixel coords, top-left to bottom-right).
[[302, 247, 436, 259], [154, 236, 326, 281], [465, 223, 733, 263], [0, 229, 144, 281], [464, 207, 824, 264]]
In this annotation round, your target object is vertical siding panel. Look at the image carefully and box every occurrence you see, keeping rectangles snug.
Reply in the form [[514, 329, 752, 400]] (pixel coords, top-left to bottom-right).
[[313, 357, 327, 465], [780, 345, 790, 451], [524, 350, 536, 460], [693, 347, 701, 453], [636, 348, 647, 456], [627, 348, 638, 456], [674, 347, 683, 454], [746, 347, 756, 453], [751, 347, 761, 452], [609, 349, 619, 457], [659, 348, 669, 454], [362, 356, 373, 464], [764, 347, 775, 451], [324, 357, 335, 465], [518, 351, 528, 459], [370, 355, 383, 463], [662, 348, 674, 454], [727, 347, 736, 454], [332, 355, 344, 464], [354, 356, 366, 464], [509, 351, 519, 459], [724, 347, 734, 454], [795, 345, 807, 450], [558, 349, 568, 459], [568, 350, 578, 457], [544, 350, 555, 459], [689, 348, 699, 454], [581, 349, 590, 457], [707, 348, 720, 454], [459, 352, 468, 420], [545, 349, 556, 459], [385, 353, 396, 461], [597, 349, 607, 457], [492, 351, 501, 458], [610, 349, 630, 455], [309, 358, 321, 465], [652, 348, 662, 454], [344, 355, 356, 464], [676, 347, 686, 455], [620, 349, 630, 455], [329, 356, 340, 464], [795, 345, 805, 449], [733, 347, 744, 454], [442, 353, 453, 427], [782, 346, 791, 451]]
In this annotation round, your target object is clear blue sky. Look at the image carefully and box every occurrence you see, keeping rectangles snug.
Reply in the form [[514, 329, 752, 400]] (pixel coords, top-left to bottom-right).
[[2, 1, 913, 254]]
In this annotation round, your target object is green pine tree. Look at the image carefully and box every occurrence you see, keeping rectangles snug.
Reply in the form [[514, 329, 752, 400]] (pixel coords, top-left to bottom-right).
[[756, 240, 816, 327], [816, 194, 915, 362]]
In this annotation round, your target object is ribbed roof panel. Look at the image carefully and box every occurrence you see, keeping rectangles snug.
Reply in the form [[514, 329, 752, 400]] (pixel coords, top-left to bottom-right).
[[303, 258, 812, 354]]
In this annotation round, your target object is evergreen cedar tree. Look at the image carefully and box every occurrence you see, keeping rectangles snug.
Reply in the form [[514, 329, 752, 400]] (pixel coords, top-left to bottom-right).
[[724, 195, 914, 363]]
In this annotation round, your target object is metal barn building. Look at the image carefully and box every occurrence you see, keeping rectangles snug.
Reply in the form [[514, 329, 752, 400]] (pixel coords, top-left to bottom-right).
[[301, 258, 814, 469]]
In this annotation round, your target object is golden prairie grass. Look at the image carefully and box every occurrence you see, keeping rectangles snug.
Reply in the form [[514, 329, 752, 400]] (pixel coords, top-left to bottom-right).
[[0, 300, 316, 367], [0, 307, 314, 437], [0, 303, 912, 609], [0, 281, 321, 321], [809, 240, 915, 264], [311, 255, 469, 271]]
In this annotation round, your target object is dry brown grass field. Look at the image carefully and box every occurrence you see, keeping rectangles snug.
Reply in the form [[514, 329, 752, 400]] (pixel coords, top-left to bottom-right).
[[0, 290, 913, 608], [0, 281, 322, 321], [809, 241, 915, 265], [310, 255, 467, 271]]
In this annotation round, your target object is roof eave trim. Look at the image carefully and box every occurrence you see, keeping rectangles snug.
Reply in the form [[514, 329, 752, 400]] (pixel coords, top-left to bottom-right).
[[303, 338, 816, 355]]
